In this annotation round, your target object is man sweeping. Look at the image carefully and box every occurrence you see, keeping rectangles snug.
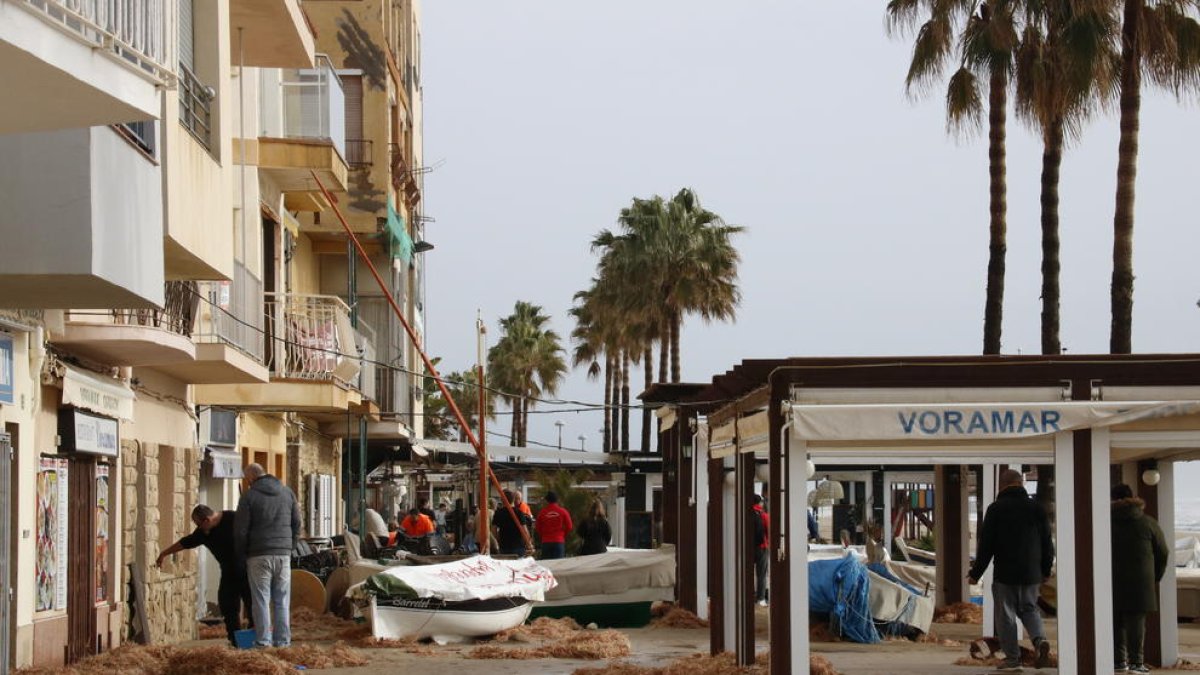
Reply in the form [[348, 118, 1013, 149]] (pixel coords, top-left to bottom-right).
[[156, 505, 252, 646]]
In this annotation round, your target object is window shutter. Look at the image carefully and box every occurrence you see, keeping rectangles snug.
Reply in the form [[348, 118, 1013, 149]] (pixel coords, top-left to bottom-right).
[[342, 75, 363, 141], [178, 0, 195, 72]]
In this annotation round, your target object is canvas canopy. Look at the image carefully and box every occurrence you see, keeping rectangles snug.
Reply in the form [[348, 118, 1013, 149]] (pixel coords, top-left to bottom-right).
[[358, 555, 557, 603]]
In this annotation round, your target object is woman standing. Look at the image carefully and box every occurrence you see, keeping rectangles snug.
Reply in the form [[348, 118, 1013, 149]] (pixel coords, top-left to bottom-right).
[[577, 500, 612, 556], [1111, 483, 1169, 674]]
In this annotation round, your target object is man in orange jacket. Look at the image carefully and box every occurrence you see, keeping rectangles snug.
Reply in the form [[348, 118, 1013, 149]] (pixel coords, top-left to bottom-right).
[[534, 491, 573, 559], [400, 506, 436, 538]]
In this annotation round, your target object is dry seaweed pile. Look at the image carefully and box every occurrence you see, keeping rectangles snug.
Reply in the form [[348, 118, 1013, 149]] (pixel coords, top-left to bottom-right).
[[933, 602, 983, 624], [650, 607, 708, 629], [468, 617, 630, 660], [14, 641, 367, 675], [1175, 659, 1200, 670], [571, 650, 812, 675], [808, 621, 843, 642], [289, 606, 363, 641], [196, 623, 226, 640]]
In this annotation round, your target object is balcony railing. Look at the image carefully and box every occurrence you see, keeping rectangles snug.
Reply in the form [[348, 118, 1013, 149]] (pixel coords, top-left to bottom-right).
[[264, 293, 364, 385], [19, 0, 178, 84], [344, 139, 373, 169], [179, 63, 213, 150], [260, 54, 345, 159], [195, 262, 265, 363], [67, 281, 199, 335], [389, 143, 421, 205]]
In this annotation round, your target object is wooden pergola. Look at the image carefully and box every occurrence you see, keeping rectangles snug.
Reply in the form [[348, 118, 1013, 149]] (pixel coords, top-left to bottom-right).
[[648, 354, 1200, 675]]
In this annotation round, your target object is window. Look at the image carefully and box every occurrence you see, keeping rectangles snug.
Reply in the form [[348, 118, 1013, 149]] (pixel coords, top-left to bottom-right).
[[117, 120, 156, 157], [307, 474, 335, 538]]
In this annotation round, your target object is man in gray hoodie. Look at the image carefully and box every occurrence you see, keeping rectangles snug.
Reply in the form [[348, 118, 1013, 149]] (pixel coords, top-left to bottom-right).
[[234, 463, 301, 647]]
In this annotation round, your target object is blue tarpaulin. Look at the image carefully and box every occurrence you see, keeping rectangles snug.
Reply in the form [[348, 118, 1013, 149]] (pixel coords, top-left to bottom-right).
[[809, 554, 880, 643]]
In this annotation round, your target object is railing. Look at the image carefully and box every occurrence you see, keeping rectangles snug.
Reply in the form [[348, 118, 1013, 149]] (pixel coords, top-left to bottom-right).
[[260, 54, 345, 159], [264, 292, 358, 383], [389, 142, 421, 205], [19, 0, 178, 84], [344, 139, 373, 169], [195, 262, 265, 363], [67, 281, 199, 336], [179, 63, 213, 150]]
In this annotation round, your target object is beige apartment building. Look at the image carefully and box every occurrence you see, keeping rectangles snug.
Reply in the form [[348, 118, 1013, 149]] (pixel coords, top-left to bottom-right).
[[0, 0, 425, 668]]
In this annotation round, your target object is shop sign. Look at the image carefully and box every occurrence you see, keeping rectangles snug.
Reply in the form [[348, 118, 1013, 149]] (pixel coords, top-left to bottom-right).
[[61, 365, 135, 421], [59, 407, 119, 457]]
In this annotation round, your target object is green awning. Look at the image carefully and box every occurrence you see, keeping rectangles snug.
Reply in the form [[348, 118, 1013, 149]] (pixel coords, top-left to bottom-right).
[[386, 197, 412, 265]]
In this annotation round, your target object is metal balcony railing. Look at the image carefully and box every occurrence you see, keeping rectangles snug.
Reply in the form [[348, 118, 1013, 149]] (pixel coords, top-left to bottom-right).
[[263, 293, 364, 385], [344, 139, 373, 169], [179, 63, 213, 150], [194, 263, 265, 363], [19, 0, 178, 84], [260, 54, 345, 159], [67, 281, 199, 336]]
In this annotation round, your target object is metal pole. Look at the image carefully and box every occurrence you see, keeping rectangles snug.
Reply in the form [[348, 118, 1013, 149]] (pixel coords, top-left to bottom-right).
[[476, 313, 489, 553], [359, 415, 367, 543]]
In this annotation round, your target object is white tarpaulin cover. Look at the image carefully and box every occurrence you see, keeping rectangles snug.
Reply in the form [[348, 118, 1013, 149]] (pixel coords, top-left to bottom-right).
[[736, 411, 769, 454], [789, 401, 1200, 442], [361, 555, 557, 603], [62, 365, 135, 420], [710, 420, 737, 458]]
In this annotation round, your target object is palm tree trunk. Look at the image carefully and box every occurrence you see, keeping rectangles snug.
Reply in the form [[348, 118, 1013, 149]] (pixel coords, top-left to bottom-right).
[[510, 396, 520, 446], [621, 351, 630, 452], [658, 333, 668, 383], [983, 69, 1008, 356], [1110, 0, 1142, 354], [642, 346, 653, 452], [1040, 118, 1065, 356], [604, 353, 613, 453], [670, 310, 681, 383]]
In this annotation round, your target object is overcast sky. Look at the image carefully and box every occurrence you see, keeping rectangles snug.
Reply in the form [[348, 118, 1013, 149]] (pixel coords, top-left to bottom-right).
[[420, 2, 1200, 488]]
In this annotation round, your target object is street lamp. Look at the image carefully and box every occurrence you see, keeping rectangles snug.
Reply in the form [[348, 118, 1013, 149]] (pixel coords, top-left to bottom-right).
[[555, 421, 564, 449], [578, 435, 586, 451]]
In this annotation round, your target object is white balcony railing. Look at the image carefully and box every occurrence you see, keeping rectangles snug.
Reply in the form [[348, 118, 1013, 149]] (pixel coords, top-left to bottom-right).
[[19, 0, 177, 84], [259, 54, 345, 159], [264, 293, 363, 386], [195, 263, 266, 363]]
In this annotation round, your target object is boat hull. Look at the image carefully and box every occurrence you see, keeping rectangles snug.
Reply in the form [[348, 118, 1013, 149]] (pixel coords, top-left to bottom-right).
[[369, 596, 532, 640]]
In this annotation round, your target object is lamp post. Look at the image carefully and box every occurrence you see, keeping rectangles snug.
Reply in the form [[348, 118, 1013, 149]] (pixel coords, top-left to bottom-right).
[[578, 435, 586, 451], [555, 421, 564, 450]]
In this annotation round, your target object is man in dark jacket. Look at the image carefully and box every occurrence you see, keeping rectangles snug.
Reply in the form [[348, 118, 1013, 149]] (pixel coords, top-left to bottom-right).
[[492, 489, 532, 556], [1110, 483, 1169, 674], [234, 463, 301, 648], [156, 505, 251, 646], [968, 469, 1054, 672]]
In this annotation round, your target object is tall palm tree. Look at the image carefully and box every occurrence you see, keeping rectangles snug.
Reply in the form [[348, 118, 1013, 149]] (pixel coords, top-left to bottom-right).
[[1015, 0, 1118, 355], [1109, 0, 1200, 353], [888, 0, 1019, 354], [487, 301, 567, 447], [597, 190, 742, 383]]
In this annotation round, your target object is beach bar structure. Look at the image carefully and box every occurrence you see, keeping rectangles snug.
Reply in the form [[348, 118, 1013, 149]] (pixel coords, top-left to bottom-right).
[[649, 355, 1200, 675]]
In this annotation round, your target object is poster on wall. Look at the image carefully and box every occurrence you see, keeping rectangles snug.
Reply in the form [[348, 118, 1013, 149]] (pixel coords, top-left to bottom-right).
[[95, 464, 110, 604], [35, 457, 68, 612]]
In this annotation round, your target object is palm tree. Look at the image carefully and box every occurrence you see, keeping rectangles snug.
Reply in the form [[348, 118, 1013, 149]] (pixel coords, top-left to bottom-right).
[[1109, 0, 1200, 353], [488, 301, 568, 447], [596, 190, 742, 384], [1015, 1, 1118, 355], [888, 0, 1019, 354]]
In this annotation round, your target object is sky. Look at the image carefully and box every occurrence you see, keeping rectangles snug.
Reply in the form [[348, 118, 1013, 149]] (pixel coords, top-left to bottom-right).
[[419, 2, 1200, 487]]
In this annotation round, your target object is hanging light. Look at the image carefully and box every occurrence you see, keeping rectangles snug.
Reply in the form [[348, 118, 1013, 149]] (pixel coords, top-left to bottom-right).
[[755, 462, 771, 483], [1142, 468, 1161, 487], [809, 477, 845, 507]]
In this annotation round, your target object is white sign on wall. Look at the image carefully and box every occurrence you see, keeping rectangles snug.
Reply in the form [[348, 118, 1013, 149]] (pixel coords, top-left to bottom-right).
[[71, 411, 119, 457]]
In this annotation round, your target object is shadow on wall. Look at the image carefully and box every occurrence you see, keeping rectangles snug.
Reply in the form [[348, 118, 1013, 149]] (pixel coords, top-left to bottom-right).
[[336, 10, 387, 91]]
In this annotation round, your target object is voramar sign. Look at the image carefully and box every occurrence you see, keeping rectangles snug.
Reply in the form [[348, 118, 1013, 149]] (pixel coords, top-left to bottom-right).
[[788, 401, 1200, 442]]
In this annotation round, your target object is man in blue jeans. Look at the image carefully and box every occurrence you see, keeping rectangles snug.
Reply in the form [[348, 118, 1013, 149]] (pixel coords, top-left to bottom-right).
[[968, 469, 1054, 673], [234, 462, 301, 648]]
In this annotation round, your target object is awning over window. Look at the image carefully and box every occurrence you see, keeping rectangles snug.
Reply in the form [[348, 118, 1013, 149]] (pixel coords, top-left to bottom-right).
[[710, 420, 736, 458], [61, 365, 135, 421], [208, 448, 244, 479], [736, 411, 769, 454]]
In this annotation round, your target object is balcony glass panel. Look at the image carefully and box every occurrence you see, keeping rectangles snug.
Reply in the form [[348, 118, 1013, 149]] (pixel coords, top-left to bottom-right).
[[260, 54, 345, 159], [195, 262, 265, 362]]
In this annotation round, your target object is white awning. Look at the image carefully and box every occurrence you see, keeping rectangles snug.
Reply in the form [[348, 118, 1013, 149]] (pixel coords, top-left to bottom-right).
[[788, 401, 1200, 442], [62, 365, 135, 421], [414, 438, 621, 464], [709, 420, 736, 458], [207, 448, 244, 479], [656, 406, 677, 432], [736, 411, 769, 454]]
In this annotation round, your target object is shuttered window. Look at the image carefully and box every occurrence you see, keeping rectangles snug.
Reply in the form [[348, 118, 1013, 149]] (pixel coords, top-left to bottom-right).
[[343, 75, 363, 140], [178, 0, 195, 72]]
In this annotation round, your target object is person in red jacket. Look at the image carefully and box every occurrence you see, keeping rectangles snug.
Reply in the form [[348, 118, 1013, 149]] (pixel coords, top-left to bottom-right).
[[752, 494, 770, 606], [535, 491, 574, 559]]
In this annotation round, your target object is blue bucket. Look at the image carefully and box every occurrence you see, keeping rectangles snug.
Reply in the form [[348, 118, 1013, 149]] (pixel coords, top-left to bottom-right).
[[233, 628, 257, 649], [969, 595, 984, 606]]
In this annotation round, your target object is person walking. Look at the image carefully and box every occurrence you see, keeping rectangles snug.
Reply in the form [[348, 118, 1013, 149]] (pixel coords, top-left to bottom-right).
[[1110, 483, 1170, 674], [577, 499, 612, 556], [492, 489, 532, 556], [156, 505, 251, 646], [234, 462, 301, 648], [752, 494, 770, 606], [535, 491, 574, 559], [968, 469, 1054, 672]]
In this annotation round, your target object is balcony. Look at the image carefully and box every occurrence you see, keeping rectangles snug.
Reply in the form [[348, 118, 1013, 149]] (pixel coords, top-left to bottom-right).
[[0, 125, 164, 308], [156, 265, 270, 384], [228, 0, 314, 68], [255, 55, 348, 209], [389, 143, 421, 207], [53, 282, 199, 366], [195, 292, 368, 413], [0, 0, 174, 133]]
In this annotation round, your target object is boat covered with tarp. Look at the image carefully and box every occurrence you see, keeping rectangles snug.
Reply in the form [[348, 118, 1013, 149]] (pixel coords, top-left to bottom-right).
[[808, 551, 934, 643], [531, 545, 676, 627]]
